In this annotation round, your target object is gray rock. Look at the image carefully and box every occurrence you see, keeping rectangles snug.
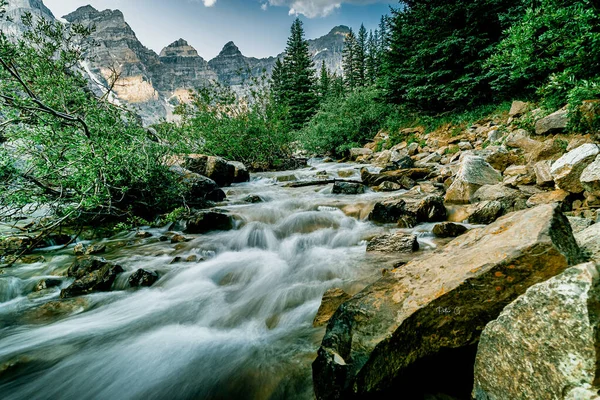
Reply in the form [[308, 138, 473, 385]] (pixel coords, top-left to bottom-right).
[[534, 159, 554, 187], [445, 155, 502, 204], [473, 262, 600, 400], [229, 161, 250, 183], [487, 129, 504, 144], [535, 109, 569, 135], [61, 257, 124, 298], [551, 143, 599, 193], [580, 154, 600, 196], [349, 148, 373, 160], [407, 142, 419, 156], [366, 231, 419, 253], [332, 181, 366, 195], [568, 216, 594, 234], [469, 201, 504, 225], [576, 223, 600, 261], [374, 181, 402, 192], [128, 269, 159, 287], [508, 100, 528, 117]]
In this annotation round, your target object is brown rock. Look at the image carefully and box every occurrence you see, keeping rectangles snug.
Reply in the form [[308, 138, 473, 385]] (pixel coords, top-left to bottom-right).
[[526, 189, 570, 208], [366, 232, 419, 253], [313, 288, 352, 328]]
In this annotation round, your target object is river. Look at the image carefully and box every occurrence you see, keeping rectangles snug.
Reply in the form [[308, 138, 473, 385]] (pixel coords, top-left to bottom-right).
[[0, 160, 442, 400]]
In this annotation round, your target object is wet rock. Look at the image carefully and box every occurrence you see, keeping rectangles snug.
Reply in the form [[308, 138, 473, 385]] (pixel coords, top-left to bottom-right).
[[368, 198, 409, 224], [535, 109, 569, 135], [183, 211, 233, 234], [406, 195, 447, 223], [170, 234, 189, 244], [61, 257, 124, 298], [361, 168, 431, 188], [276, 174, 297, 182], [374, 181, 402, 192], [526, 189, 570, 208], [135, 230, 153, 238], [337, 169, 355, 178], [550, 143, 599, 193], [33, 278, 62, 292], [22, 298, 88, 324], [432, 222, 468, 238], [229, 161, 250, 183], [473, 262, 600, 400], [313, 288, 352, 328], [469, 201, 504, 225], [580, 154, 600, 196], [243, 194, 263, 203], [169, 165, 225, 203], [0, 236, 32, 257], [73, 243, 106, 256], [332, 181, 366, 195], [445, 155, 502, 204], [366, 231, 419, 253], [534, 160, 554, 187], [576, 223, 600, 261], [313, 204, 582, 399], [128, 269, 159, 287], [184, 154, 236, 187]]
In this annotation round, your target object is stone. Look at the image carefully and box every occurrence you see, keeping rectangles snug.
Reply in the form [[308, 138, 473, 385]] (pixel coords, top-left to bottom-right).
[[374, 181, 402, 192], [243, 194, 263, 203], [406, 195, 447, 223], [372, 150, 392, 167], [469, 201, 504, 225], [393, 155, 415, 170], [33, 278, 62, 292], [581, 154, 600, 195], [526, 189, 570, 208], [502, 164, 535, 187], [169, 165, 225, 203], [432, 222, 468, 238], [458, 141, 473, 151], [414, 152, 441, 166], [366, 232, 419, 253], [0, 236, 32, 257], [535, 109, 569, 135], [183, 211, 233, 234], [313, 205, 582, 399], [445, 155, 502, 204], [337, 169, 355, 178], [567, 216, 594, 234], [361, 168, 431, 188], [61, 257, 124, 298], [407, 142, 419, 156], [276, 174, 297, 182], [229, 161, 250, 183], [472, 184, 524, 209], [551, 144, 599, 193], [505, 129, 541, 153], [184, 154, 236, 187], [73, 243, 85, 256], [135, 231, 153, 238], [331, 181, 366, 195], [534, 160, 554, 187], [85, 243, 106, 255], [368, 194, 445, 225], [128, 269, 159, 287], [576, 223, 600, 261], [349, 148, 373, 160], [170, 234, 189, 244], [313, 288, 352, 328], [487, 129, 503, 144], [508, 100, 528, 117], [368, 198, 409, 224], [473, 262, 600, 400]]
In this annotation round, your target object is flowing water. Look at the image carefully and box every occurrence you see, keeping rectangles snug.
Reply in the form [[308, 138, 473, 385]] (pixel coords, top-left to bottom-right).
[[0, 160, 448, 400]]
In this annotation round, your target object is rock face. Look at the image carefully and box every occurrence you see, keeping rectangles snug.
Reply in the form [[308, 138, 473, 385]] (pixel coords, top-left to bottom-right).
[[473, 262, 600, 400], [535, 109, 569, 135], [313, 204, 582, 399], [366, 232, 419, 253], [0, 0, 54, 37], [550, 143, 599, 193], [61, 257, 124, 298], [313, 288, 352, 328], [445, 155, 502, 204]]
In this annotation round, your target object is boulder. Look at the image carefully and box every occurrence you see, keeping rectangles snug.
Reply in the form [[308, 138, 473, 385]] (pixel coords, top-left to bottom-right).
[[534, 160, 554, 187], [183, 211, 233, 234], [243, 194, 263, 203], [332, 181, 366, 195], [550, 144, 599, 193], [567, 216, 594, 234], [458, 142, 473, 151], [368, 198, 409, 224], [128, 269, 159, 287], [392, 154, 415, 170], [229, 161, 250, 183], [73, 243, 106, 256], [184, 154, 236, 187], [407, 142, 419, 156], [372, 150, 392, 167], [502, 165, 535, 187], [169, 165, 225, 203], [406, 195, 447, 223], [432, 222, 468, 238], [60, 257, 124, 298], [313, 288, 352, 328], [0, 236, 32, 257], [361, 168, 431, 188], [505, 130, 541, 154], [33, 278, 62, 292], [469, 201, 504, 225], [508, 100, 528, 117], [366, 232, 419, 253], [472, 184, 524, 209], [526, 189, 570, 208], [576, 223, 600, 261], [368, 195, 446, 225], [313, 204, 582, 399], [487, 129, 504, 144], [535, 109, 569, 135], [445, 155, 502, 204], [580, 154, 600, 196], [473, 262, 600, 400], [373, 181, 402, 192]]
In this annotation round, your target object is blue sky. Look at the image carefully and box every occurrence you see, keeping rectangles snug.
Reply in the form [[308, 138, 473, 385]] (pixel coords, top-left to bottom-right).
[[43, 0, 397, 60]]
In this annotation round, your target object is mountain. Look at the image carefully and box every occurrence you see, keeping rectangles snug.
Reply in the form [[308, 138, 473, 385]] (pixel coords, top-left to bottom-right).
[[1, 1, 350, 124]]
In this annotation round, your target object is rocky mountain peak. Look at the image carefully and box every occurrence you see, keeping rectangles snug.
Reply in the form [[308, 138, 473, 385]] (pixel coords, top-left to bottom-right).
[[218, 41, 243, 57], [0, 0, 55, 36], [159, 39, 200, 58], [63, 5, 124, 24], [329, 25, 351, 35]]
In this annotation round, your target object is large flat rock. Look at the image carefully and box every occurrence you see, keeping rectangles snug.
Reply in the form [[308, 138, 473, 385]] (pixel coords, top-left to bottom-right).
[[473, 262, 600, 400], [313, 204, 582, 399]]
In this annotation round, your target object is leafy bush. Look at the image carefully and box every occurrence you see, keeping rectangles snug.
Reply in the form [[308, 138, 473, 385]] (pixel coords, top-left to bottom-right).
[[299, 87, 390, 156]]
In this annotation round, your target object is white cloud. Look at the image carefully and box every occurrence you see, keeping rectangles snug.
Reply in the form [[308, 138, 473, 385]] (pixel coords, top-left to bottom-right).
[[267, 0, 387, 18], [261, 3, 268, 11], [203, 0, 217, 6]]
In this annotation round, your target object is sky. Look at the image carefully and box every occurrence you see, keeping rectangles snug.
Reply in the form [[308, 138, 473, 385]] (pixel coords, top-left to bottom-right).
[[43, 0, 398, 60]]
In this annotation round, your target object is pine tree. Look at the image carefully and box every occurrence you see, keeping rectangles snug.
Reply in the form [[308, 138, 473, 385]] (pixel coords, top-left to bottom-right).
[[274, 18, 317, 130], [366, 30, 378, 85], [354, 24, 368, 87], [342, 28, 357, 90], [319, 61, 330, 98]]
